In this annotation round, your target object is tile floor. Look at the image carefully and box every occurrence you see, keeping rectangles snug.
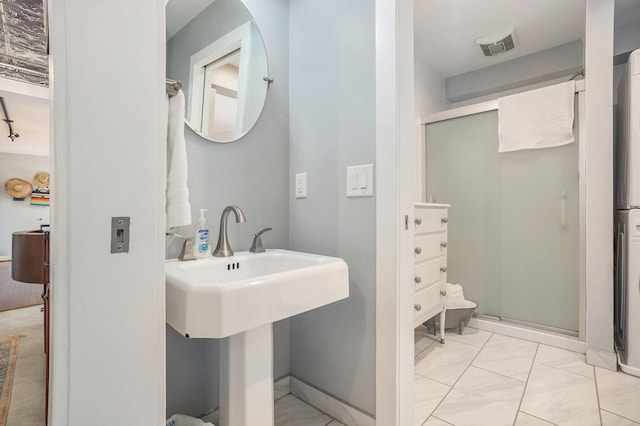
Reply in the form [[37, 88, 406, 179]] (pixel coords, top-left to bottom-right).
[[414, 325, 640, 426], [203, 393, 344, 426], [12, 304, 640, 426]]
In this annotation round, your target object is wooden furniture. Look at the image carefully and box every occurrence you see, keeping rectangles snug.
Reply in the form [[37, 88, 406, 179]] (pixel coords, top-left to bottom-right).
[[11, 228, 50, 424], [414, 203, 450, 343]]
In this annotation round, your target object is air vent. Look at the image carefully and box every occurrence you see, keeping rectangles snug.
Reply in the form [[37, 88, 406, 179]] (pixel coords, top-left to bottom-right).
[[476, 28, 516, 57]]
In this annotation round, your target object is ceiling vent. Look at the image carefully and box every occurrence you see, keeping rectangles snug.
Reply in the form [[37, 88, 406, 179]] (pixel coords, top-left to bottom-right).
[[476, 28, 516, 57]]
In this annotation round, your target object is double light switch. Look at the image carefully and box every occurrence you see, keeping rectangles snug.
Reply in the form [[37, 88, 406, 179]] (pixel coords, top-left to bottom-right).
[[346, 164, 374, 197]]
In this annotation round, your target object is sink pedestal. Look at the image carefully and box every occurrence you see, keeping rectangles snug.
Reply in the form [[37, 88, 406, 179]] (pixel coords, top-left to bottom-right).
[[219, 323, 274, 426]]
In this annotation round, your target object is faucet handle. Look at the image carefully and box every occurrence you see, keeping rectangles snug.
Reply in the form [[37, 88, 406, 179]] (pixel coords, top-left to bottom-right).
[[166, 231, 197, 261], [250, 227, 272, 253]]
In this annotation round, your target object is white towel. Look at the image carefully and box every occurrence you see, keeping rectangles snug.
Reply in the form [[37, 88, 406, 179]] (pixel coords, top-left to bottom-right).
[[498, 81, 575, 153], [445, 283, 466, 309], [166, 90, 192, 228], [166, 414, 214, 426]]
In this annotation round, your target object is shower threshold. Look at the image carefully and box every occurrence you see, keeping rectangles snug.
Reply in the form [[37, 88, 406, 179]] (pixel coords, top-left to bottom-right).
[[470, 314, 584, 353]]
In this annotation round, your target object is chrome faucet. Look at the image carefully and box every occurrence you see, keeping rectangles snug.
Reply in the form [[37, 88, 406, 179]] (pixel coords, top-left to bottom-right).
[[213, 205, 246, 257]]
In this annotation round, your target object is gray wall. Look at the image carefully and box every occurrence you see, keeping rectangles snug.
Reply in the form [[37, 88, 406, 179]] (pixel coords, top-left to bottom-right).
[[289, 0, 376, 416], [165, 0, 290, 417], [445, 41, 583, 104], [0, 153, 50, 257]]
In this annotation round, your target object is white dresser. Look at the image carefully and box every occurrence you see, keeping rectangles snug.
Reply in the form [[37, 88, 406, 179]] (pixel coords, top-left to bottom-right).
[[414, 203, 450, 342]]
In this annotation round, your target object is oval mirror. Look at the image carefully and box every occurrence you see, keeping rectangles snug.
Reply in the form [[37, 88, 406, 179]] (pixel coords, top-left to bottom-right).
[[166, 0, 269, 143]]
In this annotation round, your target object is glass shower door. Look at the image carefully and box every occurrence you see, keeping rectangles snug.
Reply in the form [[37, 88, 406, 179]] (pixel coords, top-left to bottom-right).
[[425, 109, 579, 333], [498, 138, 579, 332], [425, 111, 502, 317]]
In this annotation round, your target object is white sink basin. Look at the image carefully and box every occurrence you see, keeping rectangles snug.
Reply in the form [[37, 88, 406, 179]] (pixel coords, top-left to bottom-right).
[[165, 249, 349, 338]]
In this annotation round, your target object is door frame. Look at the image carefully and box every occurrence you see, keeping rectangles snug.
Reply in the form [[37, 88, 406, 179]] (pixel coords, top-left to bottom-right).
[[375, 0, 415, 423]]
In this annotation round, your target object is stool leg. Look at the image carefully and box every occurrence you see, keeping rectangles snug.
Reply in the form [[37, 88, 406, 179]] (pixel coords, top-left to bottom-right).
[[439, 309, 446, 344]]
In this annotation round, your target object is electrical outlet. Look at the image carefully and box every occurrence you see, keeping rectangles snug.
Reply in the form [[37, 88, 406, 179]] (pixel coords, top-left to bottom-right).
[[295, 173, 307, 199]]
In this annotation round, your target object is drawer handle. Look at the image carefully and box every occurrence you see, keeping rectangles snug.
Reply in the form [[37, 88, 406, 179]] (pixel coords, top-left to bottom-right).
[[440, 242, 448, 248], [440, 266, 448, 273], [440, 290, 447, 296], [441, 217, 448, 224], [415, 247, 422, 255], [415, 304, 422, 311], [415, 217, 422, 225], [414, 276, 422, 284]]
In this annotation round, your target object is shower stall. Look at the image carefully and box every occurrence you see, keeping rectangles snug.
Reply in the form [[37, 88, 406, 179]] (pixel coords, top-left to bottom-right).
[[422, 82, 585, 338]]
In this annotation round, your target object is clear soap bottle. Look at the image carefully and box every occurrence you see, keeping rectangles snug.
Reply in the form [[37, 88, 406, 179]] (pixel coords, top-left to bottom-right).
[[195, 208, 211, 258]]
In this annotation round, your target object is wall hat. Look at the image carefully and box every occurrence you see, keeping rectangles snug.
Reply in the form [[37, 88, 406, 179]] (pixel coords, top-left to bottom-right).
[[4, 178, 32, 199], [34, 171, 49, 188]]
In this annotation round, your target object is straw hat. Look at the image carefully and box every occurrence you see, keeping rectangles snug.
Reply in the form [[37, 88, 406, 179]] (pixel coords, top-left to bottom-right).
[[34, 171, 49, 188], [4, 178, 32, 199]]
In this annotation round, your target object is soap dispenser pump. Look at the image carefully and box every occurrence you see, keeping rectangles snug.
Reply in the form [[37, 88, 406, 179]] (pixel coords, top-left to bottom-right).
[[195, 209, 211, 258]]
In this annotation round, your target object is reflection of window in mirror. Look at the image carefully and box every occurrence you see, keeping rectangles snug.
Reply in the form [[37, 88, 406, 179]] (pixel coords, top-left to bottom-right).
[[202, 49, 241, 140]]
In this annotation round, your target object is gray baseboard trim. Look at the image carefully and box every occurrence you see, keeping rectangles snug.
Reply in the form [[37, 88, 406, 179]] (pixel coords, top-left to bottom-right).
[[290, 376, 375, 426], [274, 376, 291, 400]]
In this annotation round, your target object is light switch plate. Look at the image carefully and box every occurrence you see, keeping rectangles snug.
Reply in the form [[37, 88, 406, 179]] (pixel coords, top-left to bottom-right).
[[346, 164, 374, 197], [295, 173, 307, 199]]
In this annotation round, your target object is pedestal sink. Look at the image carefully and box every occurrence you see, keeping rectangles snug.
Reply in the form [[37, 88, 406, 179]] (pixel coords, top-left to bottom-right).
[[165, 249, 349, 426]]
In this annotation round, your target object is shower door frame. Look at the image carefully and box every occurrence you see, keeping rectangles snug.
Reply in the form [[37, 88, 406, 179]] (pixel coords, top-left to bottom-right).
[[420, 79, 587, 347]]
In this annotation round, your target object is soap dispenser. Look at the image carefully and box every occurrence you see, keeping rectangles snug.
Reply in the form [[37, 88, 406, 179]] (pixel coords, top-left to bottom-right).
[[195, 209, 211, 258]]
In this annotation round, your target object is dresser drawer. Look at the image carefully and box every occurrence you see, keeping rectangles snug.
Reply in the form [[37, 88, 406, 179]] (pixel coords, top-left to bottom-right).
[[414, 234, 447, 263], [414, 257, 447, 290], [414, 282, 443, 323], [414, 208, 448, 234]]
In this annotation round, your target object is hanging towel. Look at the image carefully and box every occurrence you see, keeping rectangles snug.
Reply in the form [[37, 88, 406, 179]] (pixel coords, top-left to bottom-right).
[[498, 81, 575, 153], [166, 90, 192, 228]]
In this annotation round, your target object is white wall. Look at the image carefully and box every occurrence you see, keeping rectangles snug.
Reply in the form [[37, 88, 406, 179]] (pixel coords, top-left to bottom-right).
[[584, 0, 616, 369], [49, 0, 166, 423], [414, 58, 450, 117], [0, 153, 50, 257]]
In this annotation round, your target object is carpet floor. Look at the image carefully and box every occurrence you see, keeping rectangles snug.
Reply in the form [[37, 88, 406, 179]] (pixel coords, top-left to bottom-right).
[[0, 335, 19, 426], [0, 306, 45, 425]]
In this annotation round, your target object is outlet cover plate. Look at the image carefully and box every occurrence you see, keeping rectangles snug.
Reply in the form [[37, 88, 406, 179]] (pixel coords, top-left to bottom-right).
[[346, 164, 374, 197], [295, 173, 307, 199]]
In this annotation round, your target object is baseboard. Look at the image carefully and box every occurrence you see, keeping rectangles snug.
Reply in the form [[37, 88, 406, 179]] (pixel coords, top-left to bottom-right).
[[0, 255, 10, 262], [469, 317, 586, 353], [290, 376, 375, 426], [274, 376, 291, 400], [200, 376, 291, 423], [587, 348, 617, 371]]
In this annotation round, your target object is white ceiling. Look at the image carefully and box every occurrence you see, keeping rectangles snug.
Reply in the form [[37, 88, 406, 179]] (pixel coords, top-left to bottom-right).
[[414, 0, 587, 78]]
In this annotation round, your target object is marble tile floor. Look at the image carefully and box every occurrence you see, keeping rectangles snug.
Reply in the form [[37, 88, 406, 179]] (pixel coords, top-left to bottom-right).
[[414, 325, 640, 426], [202, 393, 344, 426]]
